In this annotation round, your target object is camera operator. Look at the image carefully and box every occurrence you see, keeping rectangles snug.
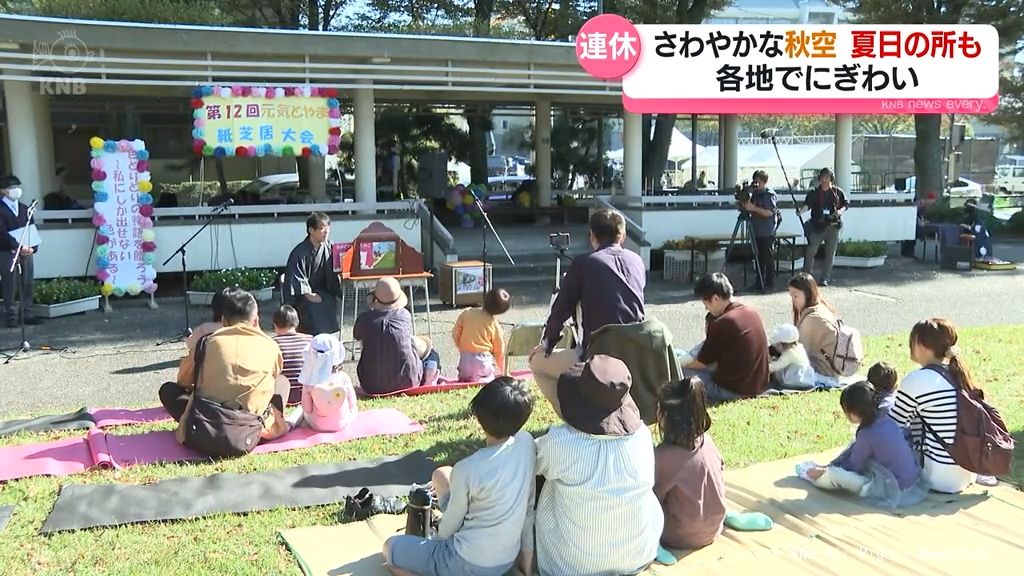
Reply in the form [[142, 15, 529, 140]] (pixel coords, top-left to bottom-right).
[[528, 208, 646, 415], [740, 170, 779, 292], [800, 167, 848, 287]]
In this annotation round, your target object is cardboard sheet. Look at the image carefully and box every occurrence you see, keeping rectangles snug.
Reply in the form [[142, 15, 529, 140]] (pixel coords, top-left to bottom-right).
[[280, 451, 1024, 576]]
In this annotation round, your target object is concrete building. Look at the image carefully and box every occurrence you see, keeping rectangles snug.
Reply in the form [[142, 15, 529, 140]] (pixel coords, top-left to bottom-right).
[[0, 14, 910, 280]]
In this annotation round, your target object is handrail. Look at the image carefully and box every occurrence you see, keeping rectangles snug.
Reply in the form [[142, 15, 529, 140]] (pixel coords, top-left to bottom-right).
[[593, 195, 649, 247], [606, 191, 915, 208]]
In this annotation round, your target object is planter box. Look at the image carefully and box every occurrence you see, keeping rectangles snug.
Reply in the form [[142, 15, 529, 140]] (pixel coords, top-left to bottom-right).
[[664, 249, 726, 282], [33, 295, 101, 318], [187, 286, 274, 306], [777, 257, 805, 272], [833, 255, 887, 268]]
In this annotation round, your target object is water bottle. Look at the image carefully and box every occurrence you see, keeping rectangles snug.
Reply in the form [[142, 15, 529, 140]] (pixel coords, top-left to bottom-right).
[[404, 484, 434, 538]]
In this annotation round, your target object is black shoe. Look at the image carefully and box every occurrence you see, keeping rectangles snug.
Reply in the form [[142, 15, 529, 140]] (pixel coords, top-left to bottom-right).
[[342, 487, 406, 521]]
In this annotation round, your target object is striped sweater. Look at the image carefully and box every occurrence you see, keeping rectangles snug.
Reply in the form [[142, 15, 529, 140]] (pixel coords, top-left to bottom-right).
[[273, 331, 313, 404], [889, 367, 959, 466]]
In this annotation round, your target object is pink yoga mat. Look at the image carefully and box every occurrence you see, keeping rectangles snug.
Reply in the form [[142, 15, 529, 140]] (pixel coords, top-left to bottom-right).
[[0, 409, 421, 482], [364, 370, 533, 398], [90, 407, 172, 429]]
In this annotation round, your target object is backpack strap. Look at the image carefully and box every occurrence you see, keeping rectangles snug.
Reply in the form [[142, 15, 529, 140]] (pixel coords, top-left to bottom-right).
[[919, 364, 959, 456], [192, 334, 210, 391]]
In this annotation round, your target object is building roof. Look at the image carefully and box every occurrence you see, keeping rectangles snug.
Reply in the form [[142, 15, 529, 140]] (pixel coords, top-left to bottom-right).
[[0, 15, 618, 105]]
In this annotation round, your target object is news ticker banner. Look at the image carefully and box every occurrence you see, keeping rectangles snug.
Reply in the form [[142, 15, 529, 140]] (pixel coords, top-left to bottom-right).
[[575, 15, 1000, 115]]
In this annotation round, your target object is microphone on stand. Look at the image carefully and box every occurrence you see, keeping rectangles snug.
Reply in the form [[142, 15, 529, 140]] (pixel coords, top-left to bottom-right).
[[759, 128, 777, 139], [213, 197, 234, 212]]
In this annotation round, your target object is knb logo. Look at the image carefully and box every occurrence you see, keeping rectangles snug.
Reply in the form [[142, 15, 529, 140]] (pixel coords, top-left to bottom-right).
[[33, 29, 93, 95]]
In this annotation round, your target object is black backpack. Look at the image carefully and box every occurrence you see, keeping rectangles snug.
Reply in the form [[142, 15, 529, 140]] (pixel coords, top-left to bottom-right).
[[182, 335, 266, 457]]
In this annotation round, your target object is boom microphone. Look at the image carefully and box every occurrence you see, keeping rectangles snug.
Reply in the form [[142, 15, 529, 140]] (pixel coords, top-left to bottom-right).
[[759, 128, 776, 139]]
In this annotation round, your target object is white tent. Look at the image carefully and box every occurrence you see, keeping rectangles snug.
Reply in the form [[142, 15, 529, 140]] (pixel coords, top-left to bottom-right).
[[682, 143, 853, 188], [606, 127, 704, 163]]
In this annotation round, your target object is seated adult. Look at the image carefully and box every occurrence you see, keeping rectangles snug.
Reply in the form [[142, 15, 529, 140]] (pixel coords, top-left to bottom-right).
[[680, 273, 769, 403], [284, 212, 342, 335], [535, 355, 663, 576], [787, 272, 842, 379], [172, 286, 231, 388], [529, 208, 646, 416], [159, 288, 289, 451], [890, 318, 977, 494], [353, 277, 436, 396]]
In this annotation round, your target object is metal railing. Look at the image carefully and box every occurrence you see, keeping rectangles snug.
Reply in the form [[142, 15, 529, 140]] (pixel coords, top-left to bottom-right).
[[593, 195, 649, 247], [35, 200, 417, 225]]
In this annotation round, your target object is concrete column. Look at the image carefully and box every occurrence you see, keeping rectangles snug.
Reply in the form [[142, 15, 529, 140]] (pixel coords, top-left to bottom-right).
[[353, 87, 376, 211], [3, 78, 56, 203], [308, 156, 327, 202], [722, 114, 739, 189], [834, 114, 853, 192], [535, 100, 552, 208], [623, 110, 642, 197], [717, 115, 725, 188]]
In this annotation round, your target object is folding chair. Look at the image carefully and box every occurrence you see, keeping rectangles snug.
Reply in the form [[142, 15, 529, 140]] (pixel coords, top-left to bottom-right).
[[503, 322, 575, 375]]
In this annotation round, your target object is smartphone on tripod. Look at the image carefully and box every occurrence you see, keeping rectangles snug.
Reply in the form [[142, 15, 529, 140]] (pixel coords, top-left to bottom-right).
[[548, 233, 580, 350]]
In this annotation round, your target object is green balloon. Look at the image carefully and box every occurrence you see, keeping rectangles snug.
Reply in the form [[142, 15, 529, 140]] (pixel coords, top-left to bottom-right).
[[202, 145, 214, 155]]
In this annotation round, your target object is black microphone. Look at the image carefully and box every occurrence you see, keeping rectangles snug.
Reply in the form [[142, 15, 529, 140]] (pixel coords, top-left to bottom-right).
[[213, 197, 234, 211], [760, 128, 776, 139]]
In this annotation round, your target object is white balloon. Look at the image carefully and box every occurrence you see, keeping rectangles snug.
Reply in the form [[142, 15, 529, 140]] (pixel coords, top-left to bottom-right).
[[132, 139, 145, 151], [301, 86, 312, 97], [274, 87, 285, 98], [220, 87, 232, 98]]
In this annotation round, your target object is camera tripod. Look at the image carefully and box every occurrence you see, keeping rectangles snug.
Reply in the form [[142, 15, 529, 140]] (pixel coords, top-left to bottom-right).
[[721, 211, 767, 291], [549, 243, 580, 349]]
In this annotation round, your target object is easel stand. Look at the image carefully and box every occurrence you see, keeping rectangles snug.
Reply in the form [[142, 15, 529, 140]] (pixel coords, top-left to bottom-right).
[[156, 203, 228, 346]]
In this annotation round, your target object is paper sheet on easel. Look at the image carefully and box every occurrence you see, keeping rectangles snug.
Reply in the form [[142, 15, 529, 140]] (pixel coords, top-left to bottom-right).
[[7, 225, 41, 248]]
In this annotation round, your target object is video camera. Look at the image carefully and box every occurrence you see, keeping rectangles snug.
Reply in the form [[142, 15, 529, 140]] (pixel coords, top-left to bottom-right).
[[734, 181, 753, 204], [549, 233, 570, 250]]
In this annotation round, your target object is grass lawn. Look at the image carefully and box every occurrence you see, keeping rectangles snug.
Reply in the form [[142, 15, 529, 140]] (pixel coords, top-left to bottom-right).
[[1, 325, 1022, 575]]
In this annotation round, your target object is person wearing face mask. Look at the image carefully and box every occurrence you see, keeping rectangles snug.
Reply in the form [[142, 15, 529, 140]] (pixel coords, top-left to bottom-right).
[[0, 175, 40, 328]]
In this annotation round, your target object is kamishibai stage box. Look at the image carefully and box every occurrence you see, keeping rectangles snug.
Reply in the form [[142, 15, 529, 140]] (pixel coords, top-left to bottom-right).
[[440, 261, 492, 307]]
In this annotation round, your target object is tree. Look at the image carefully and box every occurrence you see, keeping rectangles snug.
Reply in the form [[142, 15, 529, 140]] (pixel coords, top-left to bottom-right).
[[739, 115, 834, 137], [991, 73, 1024, 147], [376, 106, 472, 196], [4, 0, 231, 25], [497, 0, 596, 40], [857, 115, 914, 135], [836, 0, 1024, 199], [604, 0, 730, 188]]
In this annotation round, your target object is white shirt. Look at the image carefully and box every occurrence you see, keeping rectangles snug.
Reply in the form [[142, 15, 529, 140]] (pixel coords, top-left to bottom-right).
[[2, 196, 17, 217], [438, 430, 536, 569], [890, 367, 975, 493], [769, 343, 817, 389], [536, 424, 663, 576]]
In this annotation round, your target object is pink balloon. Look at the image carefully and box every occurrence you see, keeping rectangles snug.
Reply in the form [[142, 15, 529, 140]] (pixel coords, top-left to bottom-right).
[[212, 85, 223, 94], [141, 218, 154, 229], [194, 118, 205, 128], [91, 214, 106, 227], [266, 89, 276, 99], [328, 108, 341, 119], [96, 270, 110, 281], [247, 145, 257, 156], [231, 85, 243, 96], [117, 140, 131, 152], [143, 282, 158, 295], [327, 145, 339, 155], [240, 86, 251, 96], [309, 87, 320, 97], [136, 161, 149, 173], [90, 159, 103, 170]]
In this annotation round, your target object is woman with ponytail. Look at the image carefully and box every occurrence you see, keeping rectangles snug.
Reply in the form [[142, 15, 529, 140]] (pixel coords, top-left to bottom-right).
[[889, 318, 976, 493]]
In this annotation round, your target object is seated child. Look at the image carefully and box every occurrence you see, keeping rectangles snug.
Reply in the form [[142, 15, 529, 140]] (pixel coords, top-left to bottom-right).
[[286, 333, 357, 433], [866, 362, 898, 413], [383, 376, 536, 576], [272, 305, 313, 405], [801, 382, 928, 508], [452, 288, 510, 382], [768, 324, 816, 391], [654, 377, 726, 550]]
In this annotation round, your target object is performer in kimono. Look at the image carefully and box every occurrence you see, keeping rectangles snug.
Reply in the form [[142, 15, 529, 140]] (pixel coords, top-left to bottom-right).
[[284, 212, 342, 335]]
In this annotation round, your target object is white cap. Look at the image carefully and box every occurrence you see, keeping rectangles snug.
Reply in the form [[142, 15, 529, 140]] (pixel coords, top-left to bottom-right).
[[770, 324, 800, 346], [298, 333, 345, 386]]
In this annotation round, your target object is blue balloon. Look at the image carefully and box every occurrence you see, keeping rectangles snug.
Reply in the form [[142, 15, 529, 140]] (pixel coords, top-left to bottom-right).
[[192, 87, 204, 98], [96, 257, 110, 269], [326, 98, 340, 108], [137, 150, 150, 161], [138, 193, 154, 205], [213, 146, 226, 157], [191, 128, 204, 139], [103, 141, 117, 153], [310, 144, 321, 156], [201, 85, 213, 96], [94, 191, 109, 203]]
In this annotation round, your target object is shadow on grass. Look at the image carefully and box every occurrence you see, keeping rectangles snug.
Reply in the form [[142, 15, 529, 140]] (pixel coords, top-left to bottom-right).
[[767, 475, 988, 517]]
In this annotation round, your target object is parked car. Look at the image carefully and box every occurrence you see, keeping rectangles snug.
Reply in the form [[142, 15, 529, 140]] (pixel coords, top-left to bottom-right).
[[994, 165, 1024, 193], [227, 173, 349, 205], [880, 176, 982, 206]]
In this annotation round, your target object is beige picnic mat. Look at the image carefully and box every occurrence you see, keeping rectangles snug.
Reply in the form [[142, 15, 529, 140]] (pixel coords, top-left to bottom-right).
[[279, 451, 1024, 576]]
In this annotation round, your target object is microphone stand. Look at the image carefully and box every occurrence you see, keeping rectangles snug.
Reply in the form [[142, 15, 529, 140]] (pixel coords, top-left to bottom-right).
[[156, 201, 231, 346], [469, 189, 515, 290], [3, 201, 39, 363], [766, 134, 806, 229]]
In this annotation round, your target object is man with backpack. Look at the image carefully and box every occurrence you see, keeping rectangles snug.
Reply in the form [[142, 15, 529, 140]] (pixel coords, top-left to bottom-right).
[[159, 288, 290, 456]]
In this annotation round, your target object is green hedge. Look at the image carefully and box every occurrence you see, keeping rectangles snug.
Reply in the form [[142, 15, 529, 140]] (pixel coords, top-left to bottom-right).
[[837, 241, 888, 258], [191, 268, 277, 292], [158, 181, 250, 207], [34, 278, 100, 305]]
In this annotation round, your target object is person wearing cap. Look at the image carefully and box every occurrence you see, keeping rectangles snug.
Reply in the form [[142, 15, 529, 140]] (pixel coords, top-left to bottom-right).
[[353, 276, 439, 396], [288, 333, 357, 433], [0, 174, 40, 328], [534, 355, 663, 576], [768, 323, 816, 391], [800, 167, 848, 287], [284, 212, 342, 335]]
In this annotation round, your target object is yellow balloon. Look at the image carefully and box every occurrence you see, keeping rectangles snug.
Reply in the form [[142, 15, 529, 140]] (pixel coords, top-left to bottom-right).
[[100, 282, 114, 296], [89, 136, 104, 149], [463, 194, 473, 205], [141, 229, 156, 242], [127, 284, 141, 296], [138, 180, 153, 193]]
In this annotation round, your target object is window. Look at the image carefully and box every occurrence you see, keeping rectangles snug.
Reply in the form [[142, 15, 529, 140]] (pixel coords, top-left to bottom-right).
[[806, 12, 837, 24], [1014, 167, 1024, 178], [501, 120, 510, 130]]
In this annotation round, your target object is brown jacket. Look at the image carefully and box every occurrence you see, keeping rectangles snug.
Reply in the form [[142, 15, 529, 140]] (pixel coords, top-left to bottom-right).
[[797, 304, 840, 377], [175, 321, 223, 387], [175, 323, 287, 444]]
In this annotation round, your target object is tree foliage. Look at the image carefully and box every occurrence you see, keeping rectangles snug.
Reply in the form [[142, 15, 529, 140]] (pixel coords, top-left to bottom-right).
[[3, 0, 230, 25]]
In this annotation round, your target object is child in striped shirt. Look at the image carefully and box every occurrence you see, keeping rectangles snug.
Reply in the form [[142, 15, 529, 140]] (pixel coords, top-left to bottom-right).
[[452, 288, 510, 382], [273, 305, 313, 405]]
